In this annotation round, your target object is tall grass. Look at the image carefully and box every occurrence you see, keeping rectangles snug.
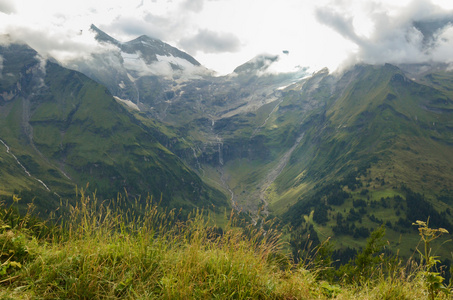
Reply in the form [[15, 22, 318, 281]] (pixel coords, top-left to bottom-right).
[[0, 190, 449, 299]]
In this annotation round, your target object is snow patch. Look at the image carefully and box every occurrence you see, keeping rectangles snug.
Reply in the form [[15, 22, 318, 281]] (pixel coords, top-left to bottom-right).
[[126, 73, 135, 82], [114, 96, 140, 111], [277, 84, 290, 90], [156, 54, 194, 69]]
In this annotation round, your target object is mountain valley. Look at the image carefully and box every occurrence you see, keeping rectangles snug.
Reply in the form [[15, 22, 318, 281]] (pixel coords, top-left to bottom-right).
[[1, 27, 453, 258]]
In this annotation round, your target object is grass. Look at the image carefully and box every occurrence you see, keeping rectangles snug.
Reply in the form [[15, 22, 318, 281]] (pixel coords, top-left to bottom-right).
[[0, 191, 451, 299], [262, 64, 453, 259]]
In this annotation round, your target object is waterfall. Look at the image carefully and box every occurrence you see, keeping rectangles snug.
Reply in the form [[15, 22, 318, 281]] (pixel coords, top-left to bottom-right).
[[218, 141, 224, 165]]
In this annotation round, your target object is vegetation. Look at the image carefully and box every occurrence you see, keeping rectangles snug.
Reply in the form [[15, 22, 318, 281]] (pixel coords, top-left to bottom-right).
[[0, 191, 452, 299], [0, 44, 227, 210], [2, 41, 453, 299]]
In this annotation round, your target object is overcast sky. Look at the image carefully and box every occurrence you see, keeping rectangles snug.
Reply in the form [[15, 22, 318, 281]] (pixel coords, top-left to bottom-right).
[[1, 0, 453, 75]]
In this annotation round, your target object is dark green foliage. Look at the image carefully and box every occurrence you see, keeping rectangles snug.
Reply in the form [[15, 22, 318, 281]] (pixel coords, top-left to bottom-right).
[[290, 224, 320, 264], [346, 208, 362, 222], [353, 226, 370, 239], [352, 199, 367, 208], [404, 188, 453, 232], [338, 225, 387, 283], [341, 173, 362, 191], [284, 182, 350, 226], [369, 214, 383, 224], [332, 247, 358, 267], [313, 203, 329, 225], [326, 188, 350, 206]]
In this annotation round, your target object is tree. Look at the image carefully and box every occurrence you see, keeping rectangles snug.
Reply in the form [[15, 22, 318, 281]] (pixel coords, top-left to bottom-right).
[[338, 225, 386, 284]]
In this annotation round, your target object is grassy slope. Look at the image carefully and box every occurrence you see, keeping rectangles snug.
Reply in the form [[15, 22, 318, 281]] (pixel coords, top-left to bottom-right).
[[40, 62, 227, 208], [114, 63, 453, 258], [262, 64, 453, 257], [0, 195, 442, 299], [0, 44, 228, 212]]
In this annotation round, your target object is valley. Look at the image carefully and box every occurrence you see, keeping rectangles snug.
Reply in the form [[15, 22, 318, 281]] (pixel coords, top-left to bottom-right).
[[1, 28, 453, 260]]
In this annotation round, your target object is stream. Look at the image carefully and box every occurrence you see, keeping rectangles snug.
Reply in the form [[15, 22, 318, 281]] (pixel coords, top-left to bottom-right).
[[0, 138, 51, 191]]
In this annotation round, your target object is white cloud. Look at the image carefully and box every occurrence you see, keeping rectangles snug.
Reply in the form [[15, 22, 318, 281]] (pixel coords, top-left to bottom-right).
[[0, 0, 15, 14], [179, 29, 241, 54], [431, 25, 453, 62], [1, 0, 453, 76], [316, 0, 453, 68], [180, 0, 205, 13]]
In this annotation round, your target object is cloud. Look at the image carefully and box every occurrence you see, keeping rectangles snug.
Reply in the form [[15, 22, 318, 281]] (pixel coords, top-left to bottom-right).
[[0, 0, 195, 65], [180, 0, 205, 13], [1, 23, 117, 66], [0, 0, 241, 73], [102, 14, 175, 42], [100, 6, 194, 44], [179, 29, 241, 54], [315, 8, 364, 46], [179, 0, 224, 13], [0, 0, 16, 14], [316, 0, 453, 67]]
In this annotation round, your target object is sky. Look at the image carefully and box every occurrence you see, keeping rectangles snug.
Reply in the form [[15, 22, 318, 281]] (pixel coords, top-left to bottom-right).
[[1, 0, 453, 75]]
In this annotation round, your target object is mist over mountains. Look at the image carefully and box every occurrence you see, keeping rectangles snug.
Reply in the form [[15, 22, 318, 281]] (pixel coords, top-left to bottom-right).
[[316, 0, 453, 70], [1, 23, 453, 258]]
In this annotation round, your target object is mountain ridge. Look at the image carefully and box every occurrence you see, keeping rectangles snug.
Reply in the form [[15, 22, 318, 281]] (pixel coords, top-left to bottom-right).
[[90, 24, 202, 67], [0, 41, 227, 213], [2, 28, 453, 258]]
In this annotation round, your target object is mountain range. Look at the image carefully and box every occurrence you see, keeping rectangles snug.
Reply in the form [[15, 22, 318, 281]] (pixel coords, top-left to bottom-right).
[[1, 26, 453, 257]]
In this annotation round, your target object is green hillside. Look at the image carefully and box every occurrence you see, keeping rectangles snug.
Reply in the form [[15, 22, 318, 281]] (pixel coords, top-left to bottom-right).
[[270, 64, 453, 258], [0, 43, 227, 212], [156, 62, 453, 258], [2, 40, 453, 260]]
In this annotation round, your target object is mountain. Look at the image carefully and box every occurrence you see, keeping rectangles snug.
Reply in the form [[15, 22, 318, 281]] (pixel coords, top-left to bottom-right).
[[274, 64, 453, 256], [0, 41, 227, 212], [72, 25, 211, 110], [90, 24, 201, 67], [66, 27, 453, 256], [69, 27, 311, 206], [2, 27, 453, 258]]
